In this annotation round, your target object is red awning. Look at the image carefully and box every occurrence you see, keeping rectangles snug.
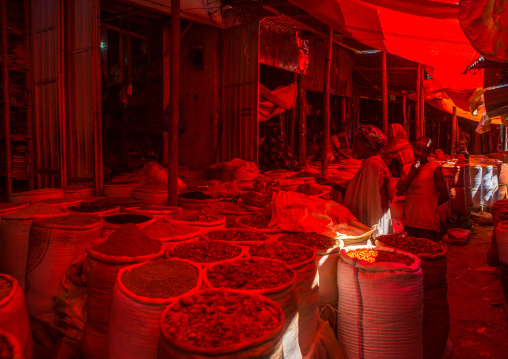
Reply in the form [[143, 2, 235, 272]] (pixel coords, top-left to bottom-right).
[[289, 0, 483, 91]]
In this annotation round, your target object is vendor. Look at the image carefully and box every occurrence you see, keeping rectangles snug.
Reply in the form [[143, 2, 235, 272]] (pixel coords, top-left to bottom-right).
[[259, 122, 299, 172], [396, 137, 450, 242], [343, 125, 396, 238], [455, 138, 470, 160], [381, 123, 414, 178]]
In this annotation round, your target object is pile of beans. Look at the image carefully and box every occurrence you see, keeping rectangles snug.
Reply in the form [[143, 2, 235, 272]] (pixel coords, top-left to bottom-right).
[[278, 232, 340, 250], [93, 223, 161, 257], [237, 215, 271, 228], [205, 202, 249, 213], [0, 336, 12, 359], [207, 258, 294, 290], [377, 235, 443, 255], [167, 209, 224, 223], [167, 240, 242, 263], [68, 200, 115, 213], [161, 290, 281, 349], [248, 241, 314, 266], [121, 259, 199, 299], [142, 222, 199, 239], [346, 249, 414, 266], [0, 277, 12, 301], [204, 229, 268, 242]]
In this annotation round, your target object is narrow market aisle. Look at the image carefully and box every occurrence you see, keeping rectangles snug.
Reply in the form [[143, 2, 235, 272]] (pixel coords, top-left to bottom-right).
[[448, 222, 508, 359]]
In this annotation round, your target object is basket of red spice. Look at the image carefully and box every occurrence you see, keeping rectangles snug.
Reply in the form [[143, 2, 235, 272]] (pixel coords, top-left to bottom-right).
[[0, 330, 23, 359], [235, 215, 280, 234], [142, 221, 202, 244], [158, 289, 285, 358], [101, 213, 155, 238], [203, 201, 254, 228], [67, 199, 120, 217], [82, 224, 165, 359], [108, 258, 203, 358], [166, 240, 244, 265], [166, 209, 226, 233], [204, 257, 300, 358], [201, 229, 269, 246]]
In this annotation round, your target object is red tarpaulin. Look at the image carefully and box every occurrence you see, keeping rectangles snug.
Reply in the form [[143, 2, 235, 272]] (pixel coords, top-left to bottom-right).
[[288, 0, 483, 91]]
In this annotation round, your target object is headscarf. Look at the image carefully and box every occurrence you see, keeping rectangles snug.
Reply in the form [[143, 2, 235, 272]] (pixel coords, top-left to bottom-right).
[[387, 123, 406, 141], [356, 125, 387, 152]]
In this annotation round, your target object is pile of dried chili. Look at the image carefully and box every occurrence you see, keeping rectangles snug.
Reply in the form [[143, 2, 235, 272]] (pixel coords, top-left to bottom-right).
[[167, 209, 224, 223], [248, 241, 314, 266], [207, 258, 293, 290], [278, 232, 340, 250], [204, 229, 268, 242], [346, 248, 414, 266], [237, 215, 271, 228], [377, 235, 443, 255], [121, 259, 199, 299], [167, 240, 242, 263], [161, 290, 281, 349], [68, 200, 116, 213], [142, 222, 198, 239]]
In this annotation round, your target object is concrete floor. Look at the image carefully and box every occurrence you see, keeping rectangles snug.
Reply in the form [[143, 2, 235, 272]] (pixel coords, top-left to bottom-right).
[[448, 221, 508, 359]]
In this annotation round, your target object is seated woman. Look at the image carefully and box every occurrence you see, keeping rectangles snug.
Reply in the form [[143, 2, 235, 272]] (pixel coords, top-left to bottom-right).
[[381, 123, 414, 178], [259, 122, 299, 172], [343, 125, 396, 238]]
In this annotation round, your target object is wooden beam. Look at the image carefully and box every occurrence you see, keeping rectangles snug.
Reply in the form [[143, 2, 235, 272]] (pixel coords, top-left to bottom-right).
[[415, 63, 421, 139], [322, 27, 333, 178], [382, 51, 388, 134], [298, 76, 307, 167], [168, 0, 180, 206], [289, 73, 297, 150], [402, 95, 407, 136], [451, 106, 457, 157]]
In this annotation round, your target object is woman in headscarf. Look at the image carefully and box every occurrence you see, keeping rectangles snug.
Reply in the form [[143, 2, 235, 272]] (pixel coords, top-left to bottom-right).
[[259, 122, 299, 172], [381, 123, 414, 178], [343, 125, 396, 238]]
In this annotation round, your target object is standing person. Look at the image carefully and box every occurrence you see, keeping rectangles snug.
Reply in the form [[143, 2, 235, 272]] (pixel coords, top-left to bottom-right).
[[343, 125, 396, 238], [396, 137, 450, 242], [381, 123, 414, 177]]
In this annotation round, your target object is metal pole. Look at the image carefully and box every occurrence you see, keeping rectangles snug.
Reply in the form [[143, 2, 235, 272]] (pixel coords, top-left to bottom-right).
[[402, 95, 407, 134], [168, 0, 180, 206], [420, 66, 425, 136], [322, 28, 333, 178], [451, 106, 457, 157], [298, 75, 307, 167]]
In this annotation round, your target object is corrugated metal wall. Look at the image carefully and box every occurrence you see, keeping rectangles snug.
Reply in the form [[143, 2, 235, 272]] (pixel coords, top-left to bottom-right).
[[221, 22, 259, 164], [64, 0, 101, 190], [32, 0, 63, 188], [301, 39, 353, 97]]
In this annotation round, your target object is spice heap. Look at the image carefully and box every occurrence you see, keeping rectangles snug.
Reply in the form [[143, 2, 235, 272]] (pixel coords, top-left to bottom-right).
[[37, 214, 99, 227], [178, 192, 212, 200], [0, 336, 12, 359], [207, 258, 294, 290], [167, 209, 224, 223], [162, 291, 281, 349], [167, 240, 242, 263], [377, 235, 443, 255], [289, 171, 315, 179], [92, 223, 161, 257], [121, 259, 199, 299], [205, 201, 249, 213], [279, 232, 340, 250], [142, 222, 199, 240], [204, 229, 268, 242], [7, 202, 64, 217], [346, 249, 414, 266], [104, 214, 151, 225], [237, 215, 271, 229], [248, 241, 314, 266], [0, 277, 13, 301], [68, 200, 115, 213]]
